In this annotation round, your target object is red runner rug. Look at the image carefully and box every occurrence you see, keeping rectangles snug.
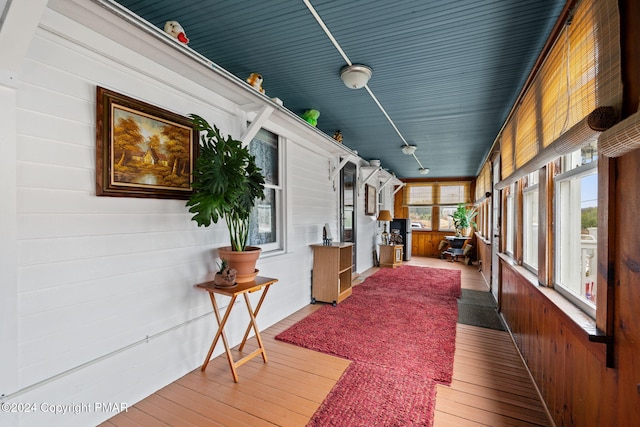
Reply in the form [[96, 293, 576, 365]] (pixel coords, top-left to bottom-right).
[[275, 265, 461, 426]]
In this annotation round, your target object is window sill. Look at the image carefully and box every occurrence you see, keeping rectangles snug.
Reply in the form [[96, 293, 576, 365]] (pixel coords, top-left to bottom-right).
[[474, 232, 490, 245], [498, 253, 611, 360]]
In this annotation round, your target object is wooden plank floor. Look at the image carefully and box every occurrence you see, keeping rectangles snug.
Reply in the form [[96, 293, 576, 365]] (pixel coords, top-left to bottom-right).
[[102, 257, 550, 427]]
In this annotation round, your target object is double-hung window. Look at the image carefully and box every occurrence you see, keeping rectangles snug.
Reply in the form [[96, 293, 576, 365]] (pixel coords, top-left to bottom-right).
[[405, 184, 433, 230], [404, 182, 471, 231], [439, 183, 469, 231], [554, 141, 598, 317], [248, 128, 283, 252]]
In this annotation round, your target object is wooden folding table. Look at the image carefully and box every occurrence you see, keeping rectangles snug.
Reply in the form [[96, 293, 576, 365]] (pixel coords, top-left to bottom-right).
[[197, 276, 278, 382]]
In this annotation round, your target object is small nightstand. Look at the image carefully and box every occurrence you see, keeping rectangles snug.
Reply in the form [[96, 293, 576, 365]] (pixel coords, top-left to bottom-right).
[[310, 243, 354, 305], [379, 244, 403, 268]]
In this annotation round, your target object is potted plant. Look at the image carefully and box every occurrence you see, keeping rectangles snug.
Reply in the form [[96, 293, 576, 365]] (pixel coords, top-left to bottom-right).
[[213, 259, 237, 288], [186, 114, 266, 282], [450, 203, 478, 236]]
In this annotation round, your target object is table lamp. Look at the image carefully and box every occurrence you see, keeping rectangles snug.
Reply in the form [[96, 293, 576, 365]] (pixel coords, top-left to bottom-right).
[[377, 210, 393, 244]]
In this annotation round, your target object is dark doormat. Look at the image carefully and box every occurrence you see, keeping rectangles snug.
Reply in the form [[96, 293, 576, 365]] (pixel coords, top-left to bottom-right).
[[457, 289, 505, 331]]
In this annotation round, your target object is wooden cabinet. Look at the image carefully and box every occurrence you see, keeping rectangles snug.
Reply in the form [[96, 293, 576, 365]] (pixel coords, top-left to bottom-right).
[[379, 244, 403, 268], [310, 243, 353, 305]]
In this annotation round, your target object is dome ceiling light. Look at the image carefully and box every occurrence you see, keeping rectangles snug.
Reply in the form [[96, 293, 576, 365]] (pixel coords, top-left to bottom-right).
[[340, 64, 372, 89], [305, 0, 425, 175], [401, 145, 417, 155]]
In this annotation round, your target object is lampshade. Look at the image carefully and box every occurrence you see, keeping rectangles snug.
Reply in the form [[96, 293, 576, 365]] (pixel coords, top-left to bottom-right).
[[418, 167, 430, 175], [340, 64, 372, 89], [401, 145, 417, 155], [377, 210, 393, 221]]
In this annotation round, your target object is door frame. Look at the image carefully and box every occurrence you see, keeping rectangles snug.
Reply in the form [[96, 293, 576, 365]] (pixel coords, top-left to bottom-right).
[[340, 162, 357, 269], [491, 156, 501, 302]]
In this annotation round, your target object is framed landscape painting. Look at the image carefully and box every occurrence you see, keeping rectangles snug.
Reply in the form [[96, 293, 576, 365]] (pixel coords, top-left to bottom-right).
[[96, 87, 198, 199]]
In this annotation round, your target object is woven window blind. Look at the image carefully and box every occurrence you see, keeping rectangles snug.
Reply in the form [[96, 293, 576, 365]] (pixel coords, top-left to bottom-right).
[[475, 169, 482, 202], [404, 182, 470, 206], [500, 120, 515, 179], [515, 90, 538, 168], [498, 0, 621, 186], [440, 182, 470, 205], [600, 111, 640, 157], [540, 37, 569, 148], [404, 183, 434, 206], [475, 161, 491, 202], [483, 163, 491, 196]]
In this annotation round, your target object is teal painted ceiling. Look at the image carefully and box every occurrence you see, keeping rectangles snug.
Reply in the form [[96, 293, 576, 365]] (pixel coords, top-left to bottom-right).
[[113, 0, 565, 179]]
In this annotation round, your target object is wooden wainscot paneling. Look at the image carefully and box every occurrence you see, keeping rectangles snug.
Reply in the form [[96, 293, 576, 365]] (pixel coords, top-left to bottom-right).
[[614, 3, 640, 425], [411, 231, 479, 261], [497, 2, 640, 426], [499, 259, 618, 426], [411, 231, 450, 257]]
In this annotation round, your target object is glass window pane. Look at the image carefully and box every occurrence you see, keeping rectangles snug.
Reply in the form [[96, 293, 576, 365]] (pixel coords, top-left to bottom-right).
[[580, 140, 598, 166], [523, 188, 539, 270], [440, 206, 457, 231], [506, 186, 515, 255], [249, 188, 276, 245], [248, 127, 281, 251], [250, 128, 278, 186], [562, 140, 598, 175], [408, 207, 432, 230], [556, 170, 597, 313]]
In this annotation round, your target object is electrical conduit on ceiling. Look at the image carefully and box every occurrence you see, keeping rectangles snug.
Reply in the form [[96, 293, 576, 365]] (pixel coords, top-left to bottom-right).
[[302, 0, 427, 174]]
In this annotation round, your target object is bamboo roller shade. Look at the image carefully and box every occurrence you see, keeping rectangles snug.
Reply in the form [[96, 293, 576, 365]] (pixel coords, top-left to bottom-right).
[[497, 0, 621, 184]]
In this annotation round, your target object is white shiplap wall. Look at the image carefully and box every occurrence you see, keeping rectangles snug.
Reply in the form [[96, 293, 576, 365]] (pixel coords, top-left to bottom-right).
[[0, 1, 382, 426]]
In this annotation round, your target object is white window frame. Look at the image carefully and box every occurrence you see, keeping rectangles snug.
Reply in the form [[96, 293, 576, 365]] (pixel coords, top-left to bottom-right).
[[407, 206, 433, 230], [505, 184, 515, 257], [522, 173, 539, 272], [439, 205, 457, 231], [248, 130, 284, 253], [554, 160, 597, 318]]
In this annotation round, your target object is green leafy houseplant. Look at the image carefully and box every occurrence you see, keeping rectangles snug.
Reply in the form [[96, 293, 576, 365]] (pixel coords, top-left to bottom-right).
[[216, 258, 230, 273], [450, 203, 478, 236], [186, 114, 266, 252]]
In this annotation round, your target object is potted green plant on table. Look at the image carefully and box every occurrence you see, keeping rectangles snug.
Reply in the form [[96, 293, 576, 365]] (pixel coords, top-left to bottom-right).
[[450, 203, 478, 237], [186, 114, 265, 283]]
